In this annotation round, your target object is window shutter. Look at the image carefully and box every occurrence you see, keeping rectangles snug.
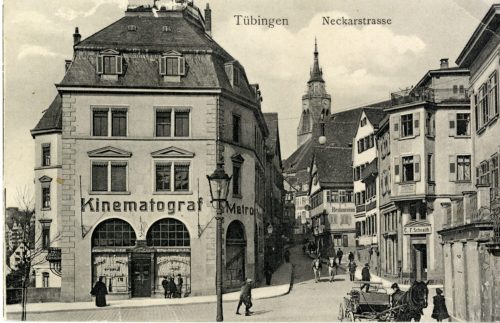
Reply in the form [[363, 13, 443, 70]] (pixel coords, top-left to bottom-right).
[[449, 155, 456, 182], [391, 115, 399, 140], [476, 166, 480, 185], [413, 112, 420, 136], [178, 57, 185, 75], [159, 57, 166, 75], [115, 56, 123, 75], [432, 117, 436, 137], [394, 157, 400, 183], [97, 55, 103, 74], [474, 93, 479, 131], [448, 113, 456, 136], [414, 154, 421, 182]]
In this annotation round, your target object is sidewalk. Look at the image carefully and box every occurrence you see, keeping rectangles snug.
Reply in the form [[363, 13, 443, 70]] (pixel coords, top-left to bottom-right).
[[6, 264, 293, 315]]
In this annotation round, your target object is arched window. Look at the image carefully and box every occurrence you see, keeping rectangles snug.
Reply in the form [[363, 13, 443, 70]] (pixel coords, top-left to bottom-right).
[[226, 221, 245, 242], [92, 219, 136, 247], [146, 218, 190, 247]]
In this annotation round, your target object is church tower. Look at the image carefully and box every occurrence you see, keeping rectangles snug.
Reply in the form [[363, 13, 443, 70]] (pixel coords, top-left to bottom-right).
[[297, 39, 331, 147]]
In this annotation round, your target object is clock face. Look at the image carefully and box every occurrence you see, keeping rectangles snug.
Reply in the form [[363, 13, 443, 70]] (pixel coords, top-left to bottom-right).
[[322, 99, 329, 108]]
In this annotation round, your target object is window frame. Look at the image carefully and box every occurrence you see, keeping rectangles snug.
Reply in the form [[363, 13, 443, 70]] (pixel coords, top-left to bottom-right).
[[455, 113, 471, 137], [97, 53, 123, 76], [402, 156, 415, 182], [42, 144, 51, 167], [42, 186, 51, 210], [232, 114, 241, 143], [153, 160, 191, 194], [159, 55, 186, 77], [232, 163, 242, 197], [90, 160, 129, 194], [91, 106, 128, 137], [456, 155, 472, 182], [401, 113, 414, 138], [153, 107, 191, 138]]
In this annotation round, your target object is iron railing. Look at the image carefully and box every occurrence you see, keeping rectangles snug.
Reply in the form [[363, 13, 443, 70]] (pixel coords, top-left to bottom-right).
[[391, 87, 469, 106]]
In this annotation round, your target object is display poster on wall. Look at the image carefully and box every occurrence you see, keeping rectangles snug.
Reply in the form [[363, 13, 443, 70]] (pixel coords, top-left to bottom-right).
[[92, 253, 129, 293]]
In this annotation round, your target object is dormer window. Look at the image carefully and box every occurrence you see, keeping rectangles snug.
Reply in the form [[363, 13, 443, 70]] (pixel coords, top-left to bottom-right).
[[97, 50, 123, 76], [225, 62, 242, 87], [159, 51, 185, 77]]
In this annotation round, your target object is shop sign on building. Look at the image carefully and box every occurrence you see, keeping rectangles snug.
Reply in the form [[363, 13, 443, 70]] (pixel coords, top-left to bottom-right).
[[403, 221, 432, 235]]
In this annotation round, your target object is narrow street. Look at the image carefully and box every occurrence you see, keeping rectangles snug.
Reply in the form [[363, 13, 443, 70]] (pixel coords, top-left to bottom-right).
[[9, 246, 356, 322]]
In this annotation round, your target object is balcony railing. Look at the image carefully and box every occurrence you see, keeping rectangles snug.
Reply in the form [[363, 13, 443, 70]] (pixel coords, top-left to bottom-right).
[[391, 87, 469, 106], [356, 205, 366, 213], [366, 200, 377, 212]]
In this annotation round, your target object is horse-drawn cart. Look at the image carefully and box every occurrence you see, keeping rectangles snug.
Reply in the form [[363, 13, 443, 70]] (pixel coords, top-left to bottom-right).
[[338, 282, 395, 321], [337, 281, 429, 322]]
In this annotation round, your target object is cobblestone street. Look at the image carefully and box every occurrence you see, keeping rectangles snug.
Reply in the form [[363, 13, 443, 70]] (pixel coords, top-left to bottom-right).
[[7, 247, 356, 322]]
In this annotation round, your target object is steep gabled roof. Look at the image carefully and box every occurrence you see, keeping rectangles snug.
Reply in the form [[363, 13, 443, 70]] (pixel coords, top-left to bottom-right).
[[313, 147, 353, 187], [363, 108, 387, 129], [31, 94, 62, 136]]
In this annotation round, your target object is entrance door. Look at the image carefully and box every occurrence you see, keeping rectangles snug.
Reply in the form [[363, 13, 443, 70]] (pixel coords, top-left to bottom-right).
[[412, 244, 427, 281], [132, 259, 151, 297]]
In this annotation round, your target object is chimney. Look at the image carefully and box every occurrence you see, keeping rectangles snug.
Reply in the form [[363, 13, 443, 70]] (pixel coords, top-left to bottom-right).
[[440, 58, 449, 69], [65, 60, 72, 72], [204, 3, 212, 36], [73, 27, 81, 45]]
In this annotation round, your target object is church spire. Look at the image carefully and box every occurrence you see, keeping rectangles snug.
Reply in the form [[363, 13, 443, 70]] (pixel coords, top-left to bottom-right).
[[309, 37, 324, 83]]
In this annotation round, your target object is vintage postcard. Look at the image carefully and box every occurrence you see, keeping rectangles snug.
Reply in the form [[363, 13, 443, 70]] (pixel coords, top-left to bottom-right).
[[3, 0, 500, 321]]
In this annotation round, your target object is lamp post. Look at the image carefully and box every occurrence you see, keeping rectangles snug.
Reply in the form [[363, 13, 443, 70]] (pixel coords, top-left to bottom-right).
[[207, 162, 232, 322]]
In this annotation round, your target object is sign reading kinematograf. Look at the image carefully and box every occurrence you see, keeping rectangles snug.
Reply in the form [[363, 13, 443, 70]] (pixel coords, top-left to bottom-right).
[[81, 197, 203, 214], [403, 222, 432, 235]]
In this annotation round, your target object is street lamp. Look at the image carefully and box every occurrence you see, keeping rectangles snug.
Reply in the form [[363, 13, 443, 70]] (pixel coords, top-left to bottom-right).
[[207, 161, 232, 322]]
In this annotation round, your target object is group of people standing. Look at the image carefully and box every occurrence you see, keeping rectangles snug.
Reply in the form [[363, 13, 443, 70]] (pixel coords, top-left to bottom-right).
[[161, 274, 184, 298]]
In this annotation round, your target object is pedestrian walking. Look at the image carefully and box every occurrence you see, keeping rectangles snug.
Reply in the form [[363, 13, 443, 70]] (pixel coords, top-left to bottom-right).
[[264, 262, 273, 285], [327, 257, 337, 282], [431, 288, 450, 322], [360, 263, 371, 292], [348, 251, 355, 262], [312, 257, 322, 283], [161, 276, 170, 298], [90, 276, 108, 307], [348, 260, 357, 281], [168, 276, 177, 298], [284, 249, 291, 263], [175, 273, 183, 298], [336, 248, 344, 265], [302, 244, 306, 255], [236, 278, 253, 316]]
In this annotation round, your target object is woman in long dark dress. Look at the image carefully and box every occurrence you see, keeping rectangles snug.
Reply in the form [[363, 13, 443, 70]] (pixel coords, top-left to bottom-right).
[[91, 276, 108, 307], [431, 288, 450, 322]]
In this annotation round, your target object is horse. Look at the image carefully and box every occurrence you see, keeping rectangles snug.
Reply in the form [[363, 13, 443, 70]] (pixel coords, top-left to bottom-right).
[[392, 281, 429, 322]]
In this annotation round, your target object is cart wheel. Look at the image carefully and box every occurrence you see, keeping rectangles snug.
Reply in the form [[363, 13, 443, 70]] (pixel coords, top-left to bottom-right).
[[348, 311, 355, 322], [338, 303, 344, 321]]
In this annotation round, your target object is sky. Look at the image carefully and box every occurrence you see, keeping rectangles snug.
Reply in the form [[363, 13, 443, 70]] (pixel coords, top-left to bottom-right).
[[3, 0, 497, 207]]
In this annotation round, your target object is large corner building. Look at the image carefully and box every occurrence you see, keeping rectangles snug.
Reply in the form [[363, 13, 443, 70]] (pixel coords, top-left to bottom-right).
[[30, 0, 279, 301]]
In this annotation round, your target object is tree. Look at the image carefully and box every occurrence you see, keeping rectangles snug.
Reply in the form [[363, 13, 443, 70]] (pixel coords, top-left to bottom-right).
[[10, 187, 60, 321]]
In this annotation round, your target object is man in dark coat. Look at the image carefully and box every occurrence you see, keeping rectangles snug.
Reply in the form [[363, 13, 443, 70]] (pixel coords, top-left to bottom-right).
[[168, 277, 177, 298], [390, 283, 405, 307], [90, 276, 108, 307], [264, 262, 273, 285], [336, 248, 344, 265], [236, 278, 253, 316], [161, 276, 169, 298], [360, 263, 371, 292], [431, 288, 450, 322], [175, 274, 183, 298], [348, 251, 355, 262], [348, 260, 357, 281]]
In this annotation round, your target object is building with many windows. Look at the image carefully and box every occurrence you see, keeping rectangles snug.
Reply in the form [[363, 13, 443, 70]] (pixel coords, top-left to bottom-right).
[[352, 108, 386, 272], [30, 1, 274, 301], [437, 4, 500, 321], [386, 59, 471, 283]]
